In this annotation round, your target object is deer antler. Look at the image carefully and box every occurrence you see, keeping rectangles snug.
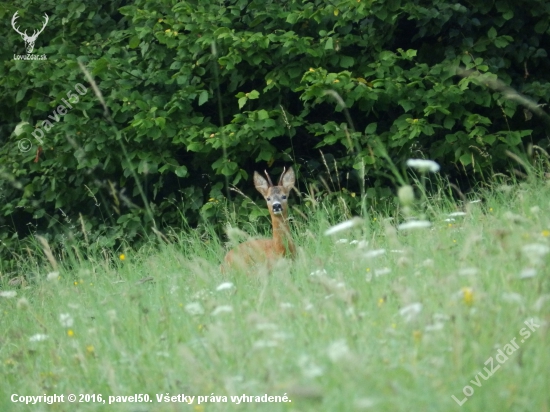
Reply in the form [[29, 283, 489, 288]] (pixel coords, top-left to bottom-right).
[[33, 13, 49, 37], [11, 12, 48, 39], [278, 167, 287, 185], [264, 170, 273, 187], [11, 12, 26, 37]]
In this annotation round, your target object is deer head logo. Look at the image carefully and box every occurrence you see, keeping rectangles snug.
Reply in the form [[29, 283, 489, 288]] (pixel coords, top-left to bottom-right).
[[11, 11, 49, 54]]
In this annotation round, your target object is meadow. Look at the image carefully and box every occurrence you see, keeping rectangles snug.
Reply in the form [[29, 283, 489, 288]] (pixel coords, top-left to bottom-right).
[[1, 174, 549, 412]]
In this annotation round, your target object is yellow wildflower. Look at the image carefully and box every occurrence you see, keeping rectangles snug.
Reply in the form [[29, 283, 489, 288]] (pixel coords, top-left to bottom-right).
[[461, 287, 474, 306]]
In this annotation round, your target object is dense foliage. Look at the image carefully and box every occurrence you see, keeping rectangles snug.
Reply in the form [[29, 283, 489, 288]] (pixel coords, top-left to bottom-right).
[[1, 0, 550, 268]]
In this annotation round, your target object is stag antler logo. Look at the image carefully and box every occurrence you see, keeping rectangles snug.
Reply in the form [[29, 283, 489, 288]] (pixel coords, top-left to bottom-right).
[[11, 11, 49, 54]]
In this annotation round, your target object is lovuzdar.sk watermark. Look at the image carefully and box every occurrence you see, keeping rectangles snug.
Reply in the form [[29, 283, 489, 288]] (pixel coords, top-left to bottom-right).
[[451, 318, 540, 406], [11, 11, 49, 60]]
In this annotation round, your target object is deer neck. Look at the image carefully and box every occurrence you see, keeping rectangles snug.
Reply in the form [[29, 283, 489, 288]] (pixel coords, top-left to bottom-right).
[[271, 213, 295, 257]]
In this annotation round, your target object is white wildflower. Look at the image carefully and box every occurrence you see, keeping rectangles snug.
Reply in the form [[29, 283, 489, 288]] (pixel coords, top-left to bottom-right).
[[350, 239, 369, 248], [256, 322, 278, 331], [504, 212, 527, 223], [425, 322, 444, 332], [253, 340, 278, 349], [29, 334, 48, 342], [0, 291, 17, 298], [520, 268, 537, 279], [216, 282, 234, 291], [46, 271, 60, 281], [398, 185, 415, 205], [399, 303, 422, 322], [192, 289, 211, 300], [364, 249, 386, 259], [336, 238, 349, 244], [106, 309, 117, 322], [297, 355, 324, 378], [374, 267, 391, 277], [448, 212, 467, 217], [309, 269, 327, 276], [354, 398, 378, 409], [458, 267, 479, 276], [184, 302, 204, 316], [271, 331, 291, 341], [211, 305, 233, 316], [16, 297, 29, 310], [59, 313, 74, 328], [522, 243, 550, 256], [280, 302, 294, 309], [522, 243, 550, 265], [324, 217, 363, 236], [502, 293, 523, 304], [406, 158, 440, 172], [398, 220, 432, 230], [533, 295, 550, 312], [327, 339, 352, 362], [444, 218, 455, 222]]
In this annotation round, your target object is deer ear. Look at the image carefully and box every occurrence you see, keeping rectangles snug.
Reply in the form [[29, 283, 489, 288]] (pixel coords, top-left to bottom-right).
[[253, 171, 270, 197], [279, 167, 295, 189]]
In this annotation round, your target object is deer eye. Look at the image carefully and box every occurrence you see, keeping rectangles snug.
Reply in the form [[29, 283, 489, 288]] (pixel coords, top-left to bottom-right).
[[282, 196, 287, 200], [267, 197, 271, 201]]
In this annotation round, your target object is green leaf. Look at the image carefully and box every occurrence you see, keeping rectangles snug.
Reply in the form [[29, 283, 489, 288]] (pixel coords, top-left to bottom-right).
[[444, 117, 455, 130], [494, 37, 510, 48], [92, 57, 109, 75], [154, 117, 166, 129], [484, 135, 496, 144], [340, 56, 354, 68], [325, 38, 334, 50], [136, 100, 148, 110], [534, 20, 549, 34], [198, 90, 209, 106], [286, 13, 299, 24], [15, 89, 26, 103], [459, 153, 472, 166], [365, 123, 377, 134], [238, 97, 247, 109], [248, 90, 260, 99], [175, 166, 188, 177], [257, 110, 269, 120], [502, 10, 514, 20], [129, 36, 140, 48], [488, 27, 497, 40]]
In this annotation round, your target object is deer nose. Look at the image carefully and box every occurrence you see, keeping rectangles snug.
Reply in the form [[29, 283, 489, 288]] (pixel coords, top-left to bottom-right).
[[272, 202, 282, 213]]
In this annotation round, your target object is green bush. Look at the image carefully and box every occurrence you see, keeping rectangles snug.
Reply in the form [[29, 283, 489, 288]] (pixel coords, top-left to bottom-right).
[[1, 0, 549, 268]]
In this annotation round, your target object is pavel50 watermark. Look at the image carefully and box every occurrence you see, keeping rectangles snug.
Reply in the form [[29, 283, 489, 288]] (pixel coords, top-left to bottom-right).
[[17, 83, 88, 153], [451, 318, 540, 406]]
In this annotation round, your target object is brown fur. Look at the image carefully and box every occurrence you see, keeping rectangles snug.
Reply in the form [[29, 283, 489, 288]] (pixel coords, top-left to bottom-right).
[[223, 167, 296, 273]]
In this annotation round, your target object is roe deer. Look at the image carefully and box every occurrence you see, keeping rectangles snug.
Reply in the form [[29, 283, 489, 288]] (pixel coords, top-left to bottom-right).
[[223, 167, 296, 272]]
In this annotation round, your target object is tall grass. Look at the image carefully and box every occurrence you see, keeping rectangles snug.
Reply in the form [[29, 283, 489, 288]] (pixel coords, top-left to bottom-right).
[[1, 176, 548, 411]]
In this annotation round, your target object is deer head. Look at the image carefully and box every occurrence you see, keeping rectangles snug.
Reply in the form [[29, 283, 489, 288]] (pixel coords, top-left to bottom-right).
[[253, 167, 295, 219], [12, 11, 49, 54]]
